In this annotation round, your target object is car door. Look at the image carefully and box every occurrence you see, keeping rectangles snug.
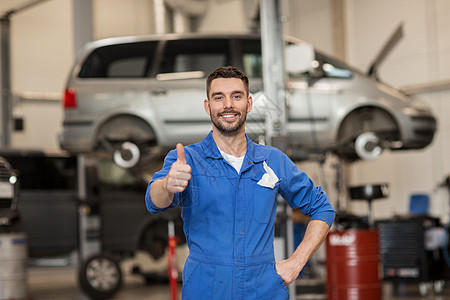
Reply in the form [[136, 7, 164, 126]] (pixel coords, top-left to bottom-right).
[[287, 50, 353, 153], [287, 76, 338, 150]]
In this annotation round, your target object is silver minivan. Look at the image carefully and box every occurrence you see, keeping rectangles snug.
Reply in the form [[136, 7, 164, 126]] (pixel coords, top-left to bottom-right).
[[59, 33, 437, 168]]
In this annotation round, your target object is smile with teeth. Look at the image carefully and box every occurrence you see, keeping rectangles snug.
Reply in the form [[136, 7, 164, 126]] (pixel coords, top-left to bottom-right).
[[220, 112, 239, 121]]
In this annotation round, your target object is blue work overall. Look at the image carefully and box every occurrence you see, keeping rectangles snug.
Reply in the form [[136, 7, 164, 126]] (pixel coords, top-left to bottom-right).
[[146, 132, 335, 299]]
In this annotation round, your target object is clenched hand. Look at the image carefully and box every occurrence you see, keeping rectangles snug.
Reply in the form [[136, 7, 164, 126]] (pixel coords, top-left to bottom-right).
[[165, 143, 192, 193]]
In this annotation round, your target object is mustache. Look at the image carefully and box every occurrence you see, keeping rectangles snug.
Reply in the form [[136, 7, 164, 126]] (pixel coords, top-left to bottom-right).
[[217, 110, 241, 117]]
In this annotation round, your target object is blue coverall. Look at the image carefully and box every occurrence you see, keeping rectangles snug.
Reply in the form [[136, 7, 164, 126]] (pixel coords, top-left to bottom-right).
[[145, 132, 335, 299]]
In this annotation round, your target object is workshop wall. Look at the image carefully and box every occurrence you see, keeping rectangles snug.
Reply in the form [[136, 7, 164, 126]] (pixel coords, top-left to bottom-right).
[[8, 0, 73, 92], [4, 0, 72, 149], [93, 0, 155, 39]]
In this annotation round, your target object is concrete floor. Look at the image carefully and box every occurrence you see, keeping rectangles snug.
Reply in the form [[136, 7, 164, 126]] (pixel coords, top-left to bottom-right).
[[23, 263, 450, 300], [3, 246, 447, 300]]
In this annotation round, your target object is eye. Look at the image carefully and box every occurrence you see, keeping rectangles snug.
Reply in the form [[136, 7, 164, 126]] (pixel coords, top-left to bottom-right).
[[212, 94, 223, 101]]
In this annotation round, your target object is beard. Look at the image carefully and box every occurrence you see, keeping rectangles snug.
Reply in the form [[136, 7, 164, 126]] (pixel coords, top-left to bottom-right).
[[209, 109, 247, 136]]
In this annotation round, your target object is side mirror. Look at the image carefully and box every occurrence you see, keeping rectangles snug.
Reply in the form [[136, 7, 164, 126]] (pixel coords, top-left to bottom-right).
[[285, 43, 315, 74]]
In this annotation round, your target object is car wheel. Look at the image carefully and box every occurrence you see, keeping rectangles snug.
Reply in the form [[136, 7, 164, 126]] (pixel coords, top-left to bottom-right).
[[434, 280, 445, 294], [95, 115, 156, 168], [78, 253, 123, 300], [354, 132, 383, 160], [419, 282, 430, 296], [113, 141, 141, 168], [336, 107, 399, 161], [139, 216, 186, 260], [140, 221, 169, 260]]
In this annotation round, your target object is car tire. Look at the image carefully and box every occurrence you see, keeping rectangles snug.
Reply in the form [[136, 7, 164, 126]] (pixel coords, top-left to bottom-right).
[[78, 253, 123, 300], [336, 107, 399, 161], [354, 132, 383, 160], [113, 141, 141, 168]]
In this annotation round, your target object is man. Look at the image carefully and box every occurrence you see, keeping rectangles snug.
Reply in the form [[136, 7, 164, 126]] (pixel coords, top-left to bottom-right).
[[145, 66, 335, 299]]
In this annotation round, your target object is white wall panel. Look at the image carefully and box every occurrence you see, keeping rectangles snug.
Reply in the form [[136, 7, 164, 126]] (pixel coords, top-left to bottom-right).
[[283, 0, 333, 54], [381, 56, 431, 87], [438, 52, 450, 80], [196, 0, 247, 33], [347, 0, 429, 79], [93, 0, 154, 39], [12, 100, 62, 149], [2, 1, 72, 149], [10, 0, 73, 92], [436, 0, 450, 50]]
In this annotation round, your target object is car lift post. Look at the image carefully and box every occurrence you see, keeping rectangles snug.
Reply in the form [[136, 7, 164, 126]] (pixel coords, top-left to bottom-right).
[[78, 154, 101, 260], [77, 154, 101, 299], [260, 0, 295, 298], [260, 0, 288, 150]]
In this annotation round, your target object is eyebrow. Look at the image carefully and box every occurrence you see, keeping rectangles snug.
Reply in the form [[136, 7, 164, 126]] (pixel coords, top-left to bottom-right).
[[211, 90, 245, 98], [211, 92, 223, 98]]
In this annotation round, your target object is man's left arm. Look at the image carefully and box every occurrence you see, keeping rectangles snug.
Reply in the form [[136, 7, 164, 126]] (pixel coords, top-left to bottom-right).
[[275, 219, 329, 285], [275, 153, 335, 284]]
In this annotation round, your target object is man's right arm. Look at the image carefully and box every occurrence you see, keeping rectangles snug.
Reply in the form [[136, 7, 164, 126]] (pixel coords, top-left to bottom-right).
[[149, 143, 191, 209], [149, 177, 175, 209]]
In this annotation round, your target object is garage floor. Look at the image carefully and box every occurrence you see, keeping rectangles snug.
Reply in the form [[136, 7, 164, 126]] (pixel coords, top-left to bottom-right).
[[26, 263, 450, 300]]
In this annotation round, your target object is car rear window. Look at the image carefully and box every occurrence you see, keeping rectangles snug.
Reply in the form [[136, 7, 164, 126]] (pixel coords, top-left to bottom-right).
[[78, 41, 157, 78]]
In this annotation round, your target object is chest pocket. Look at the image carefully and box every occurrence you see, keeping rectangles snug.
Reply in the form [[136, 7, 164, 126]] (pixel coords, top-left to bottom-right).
[[251, 171, 280, 224]]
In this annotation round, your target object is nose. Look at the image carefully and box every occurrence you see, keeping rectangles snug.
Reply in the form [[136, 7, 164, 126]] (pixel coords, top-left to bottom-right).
[[223, 96, 234, 109]]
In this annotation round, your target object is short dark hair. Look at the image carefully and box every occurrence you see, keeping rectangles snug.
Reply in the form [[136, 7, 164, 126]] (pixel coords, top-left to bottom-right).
[[206, 66, 249, 99]]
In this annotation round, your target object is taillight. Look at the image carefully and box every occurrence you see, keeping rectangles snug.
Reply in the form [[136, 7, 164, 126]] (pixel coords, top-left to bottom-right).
[[64, 88, 77, 108]]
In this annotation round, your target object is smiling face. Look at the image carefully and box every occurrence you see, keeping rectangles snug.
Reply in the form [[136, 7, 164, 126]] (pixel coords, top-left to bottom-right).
[[204, 78, 252, 137]]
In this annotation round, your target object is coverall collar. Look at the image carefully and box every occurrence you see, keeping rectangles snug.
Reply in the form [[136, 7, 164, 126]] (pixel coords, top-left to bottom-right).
[[201, 131, 265, 165]]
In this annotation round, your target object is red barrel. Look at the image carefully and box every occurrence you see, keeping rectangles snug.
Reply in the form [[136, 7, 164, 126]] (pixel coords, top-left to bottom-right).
[[326, 229, 381, 300]]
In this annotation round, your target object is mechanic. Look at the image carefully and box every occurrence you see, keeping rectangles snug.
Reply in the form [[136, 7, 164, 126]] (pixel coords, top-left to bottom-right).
[[145, 66, 335, 299]]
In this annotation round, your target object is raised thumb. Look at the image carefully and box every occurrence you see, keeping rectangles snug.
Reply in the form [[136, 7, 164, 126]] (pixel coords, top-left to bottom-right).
[[176, 143, 186, 164]]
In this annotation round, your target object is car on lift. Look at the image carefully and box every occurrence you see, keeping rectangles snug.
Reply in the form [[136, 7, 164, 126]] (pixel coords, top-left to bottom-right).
[[59, 30, 437, 168], [0, 156, 19, 226]]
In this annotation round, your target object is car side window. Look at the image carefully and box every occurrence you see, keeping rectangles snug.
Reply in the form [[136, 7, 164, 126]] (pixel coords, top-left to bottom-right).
[[173, 54, 224, 73], [78, 41, 158, 78], [156, 38, 230, 78], [315, 52, 353, 79], [241, 38, 263, 79], [109, 57, 147, 77]]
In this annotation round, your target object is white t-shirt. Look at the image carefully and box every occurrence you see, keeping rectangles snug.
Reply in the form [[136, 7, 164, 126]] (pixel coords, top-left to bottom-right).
[[218, 147, 245, 174]]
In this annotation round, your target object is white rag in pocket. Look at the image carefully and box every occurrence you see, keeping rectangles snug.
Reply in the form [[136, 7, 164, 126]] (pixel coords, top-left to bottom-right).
[[257, 161, 279, 189]]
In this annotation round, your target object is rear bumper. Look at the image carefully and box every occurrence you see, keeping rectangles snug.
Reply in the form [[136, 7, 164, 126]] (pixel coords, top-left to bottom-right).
[[59, 120, 95, 152]]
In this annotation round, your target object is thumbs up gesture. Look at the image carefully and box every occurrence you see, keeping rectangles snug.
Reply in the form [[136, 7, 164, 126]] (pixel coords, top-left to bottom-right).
[[165, 143, 192, 194]]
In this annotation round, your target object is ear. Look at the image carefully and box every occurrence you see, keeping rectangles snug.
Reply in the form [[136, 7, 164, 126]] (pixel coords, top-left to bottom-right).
[[204, 99, 211, 115], [247, 95, 253, 113]]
